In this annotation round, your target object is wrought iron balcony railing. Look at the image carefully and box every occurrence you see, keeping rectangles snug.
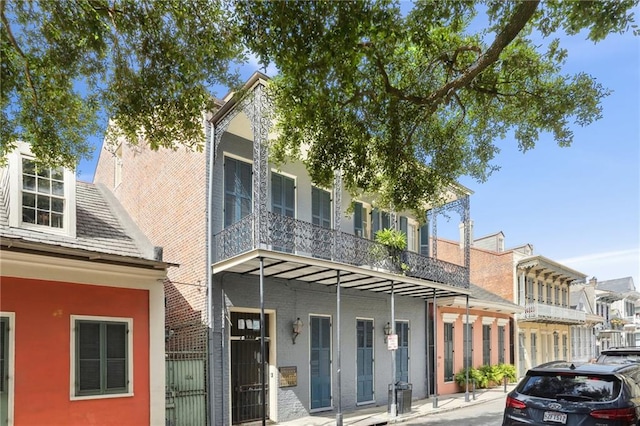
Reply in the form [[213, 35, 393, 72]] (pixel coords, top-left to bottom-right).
[[517, 302, 586, 324], [213, 211, 468, 288]]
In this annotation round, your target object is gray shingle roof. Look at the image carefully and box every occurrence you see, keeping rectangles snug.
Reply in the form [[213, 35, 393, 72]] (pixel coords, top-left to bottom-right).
[[1, 181, 153, 261], [596, 277, 636, 293]]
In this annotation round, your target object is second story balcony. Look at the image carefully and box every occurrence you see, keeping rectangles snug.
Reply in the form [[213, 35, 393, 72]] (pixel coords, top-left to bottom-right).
[[517, 302, 586, 324], [213, 211, 468, 289]]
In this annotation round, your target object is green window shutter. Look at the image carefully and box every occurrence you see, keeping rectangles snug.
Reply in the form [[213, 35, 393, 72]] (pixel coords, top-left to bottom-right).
[[105, 323, 127, 392], [78, 321, 101, 394], [354, 202, 363, 237]]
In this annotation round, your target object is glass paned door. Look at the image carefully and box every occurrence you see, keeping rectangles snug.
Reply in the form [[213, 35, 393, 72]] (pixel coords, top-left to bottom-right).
[[357, 319, 374, 403], [310, 316, 331, 410]]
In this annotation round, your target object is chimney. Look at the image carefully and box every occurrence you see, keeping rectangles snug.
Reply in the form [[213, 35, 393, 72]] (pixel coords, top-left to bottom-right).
[[459, 220, 474, 249]]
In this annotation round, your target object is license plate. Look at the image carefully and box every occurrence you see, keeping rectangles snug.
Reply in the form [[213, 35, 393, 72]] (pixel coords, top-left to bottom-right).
[[543, 411, 567, 424]]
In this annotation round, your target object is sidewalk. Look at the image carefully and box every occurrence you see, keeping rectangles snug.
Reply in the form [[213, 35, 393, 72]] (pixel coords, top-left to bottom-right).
[[278, 384, 516, 426]]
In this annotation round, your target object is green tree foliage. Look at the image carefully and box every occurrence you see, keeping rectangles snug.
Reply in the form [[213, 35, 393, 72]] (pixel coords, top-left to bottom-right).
[[236, 0, 637, 213], [2, 0, 637, 214], [1, 0, 243, 167]]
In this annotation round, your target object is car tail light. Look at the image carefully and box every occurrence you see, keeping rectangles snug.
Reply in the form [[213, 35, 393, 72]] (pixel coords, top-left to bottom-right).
[[505, 396, 526, 409], [590, 407, 636, 424]]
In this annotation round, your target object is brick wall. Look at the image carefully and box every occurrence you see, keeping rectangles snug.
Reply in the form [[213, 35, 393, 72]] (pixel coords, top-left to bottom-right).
[[94, 136, 208, 332], [436, 238, 516, 302]]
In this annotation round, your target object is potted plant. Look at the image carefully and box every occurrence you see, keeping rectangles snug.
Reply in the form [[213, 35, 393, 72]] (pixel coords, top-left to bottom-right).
[[373, 228, 409, 274]]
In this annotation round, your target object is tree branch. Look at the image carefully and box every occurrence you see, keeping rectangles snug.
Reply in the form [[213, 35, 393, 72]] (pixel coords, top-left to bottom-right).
[[425, 0, 540, 112], [1, 1, 38, 106]]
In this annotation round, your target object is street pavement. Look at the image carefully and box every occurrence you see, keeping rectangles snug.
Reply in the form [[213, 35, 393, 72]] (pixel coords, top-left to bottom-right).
[[278, 383, 516, 426]]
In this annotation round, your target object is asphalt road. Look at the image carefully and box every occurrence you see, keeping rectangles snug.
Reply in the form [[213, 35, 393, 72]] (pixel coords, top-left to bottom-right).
[[400, 397, 506, 425]]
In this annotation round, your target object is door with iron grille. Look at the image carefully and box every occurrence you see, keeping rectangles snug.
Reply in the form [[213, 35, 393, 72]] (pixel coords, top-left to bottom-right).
[[231, 312, 270, 424]]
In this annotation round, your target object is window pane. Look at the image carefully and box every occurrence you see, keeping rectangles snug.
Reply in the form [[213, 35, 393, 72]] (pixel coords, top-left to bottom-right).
[[37, 177, 50, 194], [36, 210, 50, 226], [51, 168, 64, 181], [37, 167, 50, 179], [51, 198, 63, 213], [23, 175, 36, 191], [37, 195, 50, 210], [22, 192, 35, 207], [51, 213, 63, 228], [23, 207, 35, 223], [22, 159, 36, 175], [52, 181, 64, 196]]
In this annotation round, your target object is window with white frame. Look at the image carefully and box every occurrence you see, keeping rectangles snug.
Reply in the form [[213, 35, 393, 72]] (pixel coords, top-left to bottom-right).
[[71, 316, 132, 398], [8, 143, 76, 236], [21, 158, 65, 228]]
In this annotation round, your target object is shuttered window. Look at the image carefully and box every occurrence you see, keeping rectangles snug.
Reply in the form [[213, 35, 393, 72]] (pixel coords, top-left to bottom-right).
[[224, 157, 252, 227], [75, 319, 130, 396]]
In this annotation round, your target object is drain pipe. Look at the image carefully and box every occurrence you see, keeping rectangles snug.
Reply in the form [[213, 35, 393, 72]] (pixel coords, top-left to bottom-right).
[[206, 118, 216, 426]]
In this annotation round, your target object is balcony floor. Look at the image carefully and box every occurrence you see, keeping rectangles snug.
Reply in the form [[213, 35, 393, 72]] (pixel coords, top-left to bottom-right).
[[213, 249, 470, 299]]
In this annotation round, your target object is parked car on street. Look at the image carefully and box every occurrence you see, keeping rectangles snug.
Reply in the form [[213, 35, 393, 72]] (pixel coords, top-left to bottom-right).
[[597, 347, 640, 364], [503, 361, 640, 425]]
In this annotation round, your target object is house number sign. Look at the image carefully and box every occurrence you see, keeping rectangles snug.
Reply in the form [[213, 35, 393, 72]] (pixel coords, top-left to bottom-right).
[[279, 366, 297, 387]]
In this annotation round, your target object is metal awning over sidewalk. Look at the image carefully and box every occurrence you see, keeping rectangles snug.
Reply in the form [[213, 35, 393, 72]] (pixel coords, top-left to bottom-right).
[[213, 249, 471, 299]]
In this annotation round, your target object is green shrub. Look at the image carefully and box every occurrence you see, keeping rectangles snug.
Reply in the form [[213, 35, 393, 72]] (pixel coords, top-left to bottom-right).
[[454, 366, 488, 389], [496, 363, 517, 383], [478, 364, 501, 385]]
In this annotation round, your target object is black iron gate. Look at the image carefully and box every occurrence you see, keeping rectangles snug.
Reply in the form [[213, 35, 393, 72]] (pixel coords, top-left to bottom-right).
[[230, 312, 270, 424]]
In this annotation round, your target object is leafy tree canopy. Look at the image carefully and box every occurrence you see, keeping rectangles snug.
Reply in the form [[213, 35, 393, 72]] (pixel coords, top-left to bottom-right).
[[236, 0, 637, 212], [1, 0, 638, 213], [1, 0, 243, 166]]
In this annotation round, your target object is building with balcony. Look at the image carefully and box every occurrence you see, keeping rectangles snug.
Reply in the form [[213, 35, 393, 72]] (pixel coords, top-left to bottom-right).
[[569, 279, 603, 362], [435, 231, 588, 377], [596, 277, 640, 348], [94, 72, 521, 424]]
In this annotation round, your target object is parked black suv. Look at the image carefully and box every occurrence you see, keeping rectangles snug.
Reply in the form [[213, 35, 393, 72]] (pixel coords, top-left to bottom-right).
[[503, 361, 640, 425], [597, 347, 640, 364]]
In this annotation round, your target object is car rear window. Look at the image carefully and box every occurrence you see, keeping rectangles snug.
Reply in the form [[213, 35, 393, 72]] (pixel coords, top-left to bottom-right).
[[597, 354, 640, 363], [517, 373, 621, 402]]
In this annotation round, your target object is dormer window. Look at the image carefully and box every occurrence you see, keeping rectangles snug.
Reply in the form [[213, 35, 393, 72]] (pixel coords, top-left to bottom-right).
[[21, 158, 65, 228], [7, 142, 76, 237]]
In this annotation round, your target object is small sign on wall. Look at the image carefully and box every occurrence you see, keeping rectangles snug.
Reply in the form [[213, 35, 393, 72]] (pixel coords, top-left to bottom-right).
[[387, 334, 398, 350], [279, 366, 297, 387]]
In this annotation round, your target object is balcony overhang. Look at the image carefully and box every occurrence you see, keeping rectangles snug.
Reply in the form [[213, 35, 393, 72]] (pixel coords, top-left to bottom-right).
[[213, 249, 471, 299], [517, 255, 587, 284]]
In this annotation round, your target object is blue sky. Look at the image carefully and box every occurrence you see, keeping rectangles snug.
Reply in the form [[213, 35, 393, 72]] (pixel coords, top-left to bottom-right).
[[78, 16, 639, 287]]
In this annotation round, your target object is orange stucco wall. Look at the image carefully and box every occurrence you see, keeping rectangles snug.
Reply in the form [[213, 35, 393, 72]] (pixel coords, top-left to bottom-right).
[[435, 306, 513, 395], [0, 276, 150, 426]]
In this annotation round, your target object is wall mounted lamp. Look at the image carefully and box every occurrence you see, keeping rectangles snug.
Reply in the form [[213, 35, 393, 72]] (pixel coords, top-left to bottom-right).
[[383, 322, 393, 343], [292, 318, 303, 344]]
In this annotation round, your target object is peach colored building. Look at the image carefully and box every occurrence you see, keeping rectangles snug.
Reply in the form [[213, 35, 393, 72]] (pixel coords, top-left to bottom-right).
[[436, 229, 589, 377]]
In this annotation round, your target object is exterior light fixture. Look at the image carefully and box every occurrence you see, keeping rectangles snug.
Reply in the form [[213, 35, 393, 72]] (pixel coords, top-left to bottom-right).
[[292, 318, 303, 344], [384, 322, 393, 343]]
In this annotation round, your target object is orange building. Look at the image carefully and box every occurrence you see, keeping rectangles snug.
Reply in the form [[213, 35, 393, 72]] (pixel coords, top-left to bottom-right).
[[1, 142, 167, 426]]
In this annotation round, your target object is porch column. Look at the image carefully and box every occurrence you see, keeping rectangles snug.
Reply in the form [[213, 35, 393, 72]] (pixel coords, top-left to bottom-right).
[[259, 257, 266, 426], [465, 294, 470, 402], [432, 293, 439, 408], [390, 281, 397, 417], [336, 270, 343, 426]]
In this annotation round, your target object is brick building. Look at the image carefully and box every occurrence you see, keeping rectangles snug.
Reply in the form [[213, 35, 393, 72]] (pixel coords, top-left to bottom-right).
[[435, 228, 589, 377]]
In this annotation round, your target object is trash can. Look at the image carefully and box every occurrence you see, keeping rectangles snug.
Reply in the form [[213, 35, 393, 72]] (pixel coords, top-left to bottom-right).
[[387, 382, 412, 414]]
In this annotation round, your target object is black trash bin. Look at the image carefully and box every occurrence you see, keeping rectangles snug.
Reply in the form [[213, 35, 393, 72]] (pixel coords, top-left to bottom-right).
[[387, 382, 412, 414]]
